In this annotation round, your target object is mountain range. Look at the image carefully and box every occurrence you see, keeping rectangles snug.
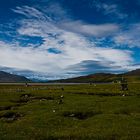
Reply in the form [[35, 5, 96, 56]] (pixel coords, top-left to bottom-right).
[[49, 69, 140, 83], [0, 69, 140, 83], [0, 71, 31, 83]]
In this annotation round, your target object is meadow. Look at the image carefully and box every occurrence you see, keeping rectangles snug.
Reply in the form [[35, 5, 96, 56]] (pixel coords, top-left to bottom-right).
[[0, 83, 140, 140]]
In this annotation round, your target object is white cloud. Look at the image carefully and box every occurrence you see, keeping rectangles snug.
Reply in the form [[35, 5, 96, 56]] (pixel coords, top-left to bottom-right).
[[42, 3, 69, 21], [0, 5, 135, 79], [94, 2, 127, 19], [14, 5, 120, 38], [0, 36, 133, 79], [114, 24, 140, 48], [12, 6, 51, 21], [58, 21, 119, 37]]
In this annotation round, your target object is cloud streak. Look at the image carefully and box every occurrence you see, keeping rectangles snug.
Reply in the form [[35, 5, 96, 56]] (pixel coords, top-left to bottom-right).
[[93, 1, 128, 19], [114, 24, 140, 48], [58, 21, 119, 37], [0, 4, 138, 79]]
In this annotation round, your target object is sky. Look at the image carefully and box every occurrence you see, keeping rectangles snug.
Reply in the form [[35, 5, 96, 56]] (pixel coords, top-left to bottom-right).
[[0, 0, 140, 80]]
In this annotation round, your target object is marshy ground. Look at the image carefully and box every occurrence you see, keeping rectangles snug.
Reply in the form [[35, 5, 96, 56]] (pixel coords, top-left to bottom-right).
[[0, 83, 140, 140]]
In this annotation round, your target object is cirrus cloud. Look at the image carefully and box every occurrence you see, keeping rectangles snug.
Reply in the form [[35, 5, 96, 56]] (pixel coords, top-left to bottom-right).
[[0, 4, 137, 79]]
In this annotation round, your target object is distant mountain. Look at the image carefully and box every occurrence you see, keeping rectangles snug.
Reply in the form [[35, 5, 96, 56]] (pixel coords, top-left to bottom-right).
[[1, 69, 140, 83], [0, 71, 31, 83], [123, 69, 140, 76], [49, 73, 118, 83], [49, 69, 140, 83]]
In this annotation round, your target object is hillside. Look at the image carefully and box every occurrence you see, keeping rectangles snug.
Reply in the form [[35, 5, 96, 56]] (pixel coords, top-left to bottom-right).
[[49, 69, 140, 83], [49, 73, 120, 83], [123, 69, 140, 76], [0, 71, 31, 83], [1, 69, 140, 83]]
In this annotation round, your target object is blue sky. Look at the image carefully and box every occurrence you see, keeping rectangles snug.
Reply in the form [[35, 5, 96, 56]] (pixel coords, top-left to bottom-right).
[[0, 0, 140, 80]]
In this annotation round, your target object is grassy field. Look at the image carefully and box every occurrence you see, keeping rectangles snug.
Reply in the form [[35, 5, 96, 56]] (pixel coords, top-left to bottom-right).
[[0, 83, 140, 140]]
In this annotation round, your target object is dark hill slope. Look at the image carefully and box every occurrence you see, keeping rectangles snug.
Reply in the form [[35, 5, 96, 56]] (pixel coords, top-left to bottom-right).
[[0, 71, 31, 83], [49, 69, 140, 83], [49, 73, 119, 83], [124, 69, 140, 76]]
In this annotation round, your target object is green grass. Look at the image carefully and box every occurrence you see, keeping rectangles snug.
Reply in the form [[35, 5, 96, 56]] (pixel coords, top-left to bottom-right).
[[0, 83, 140, 140]]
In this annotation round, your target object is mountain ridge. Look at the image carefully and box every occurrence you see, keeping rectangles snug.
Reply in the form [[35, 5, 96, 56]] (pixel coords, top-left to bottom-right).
[[0, 71, 31, 83], [48, 69, 140, 83], [0, 69, 140, 83]]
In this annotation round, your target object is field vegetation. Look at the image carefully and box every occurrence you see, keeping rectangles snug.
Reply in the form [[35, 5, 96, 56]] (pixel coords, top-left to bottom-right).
[[0, 83, 140, 140]]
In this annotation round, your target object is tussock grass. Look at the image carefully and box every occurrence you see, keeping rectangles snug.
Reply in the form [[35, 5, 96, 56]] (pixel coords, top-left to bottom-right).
[[63, 110, 102, 120], [0, 83, 139, 139]]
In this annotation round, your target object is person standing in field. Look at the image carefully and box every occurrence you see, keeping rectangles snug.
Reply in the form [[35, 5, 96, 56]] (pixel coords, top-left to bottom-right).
[[25, 83, 29, 87], [120, 77, 128, 91]]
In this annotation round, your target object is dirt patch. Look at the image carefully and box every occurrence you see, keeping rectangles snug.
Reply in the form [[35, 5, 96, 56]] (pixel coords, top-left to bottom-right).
[[0, 104, 22, 111], [31, 96, 55, 101], [0, 111, 24, 122], [114, 109, 131, 115], [20, 93, 32, 98], [0, 106, 12, 111], [63, 111, 102, 120], [12, 94, 55, 104], [72, 92, 123, 97], [95, 93, 122, 97]]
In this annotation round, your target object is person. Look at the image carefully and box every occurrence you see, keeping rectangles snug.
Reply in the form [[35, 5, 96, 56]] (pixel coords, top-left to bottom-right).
[[58, 99, 63, 104], [58, 95, 64, 104], [89, 82, 92, 85], [120, 77, 128, 91], [25, 83, 29, 87], [61, 87, 64, 91]]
